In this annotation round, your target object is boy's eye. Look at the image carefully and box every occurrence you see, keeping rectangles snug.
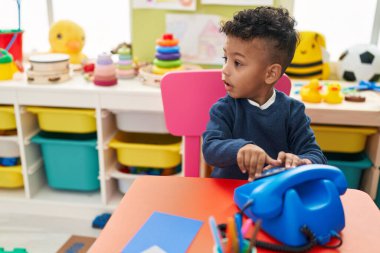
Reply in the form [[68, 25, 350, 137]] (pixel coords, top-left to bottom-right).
[[222, 56, 227, 63], [234, 60, 241, 67]]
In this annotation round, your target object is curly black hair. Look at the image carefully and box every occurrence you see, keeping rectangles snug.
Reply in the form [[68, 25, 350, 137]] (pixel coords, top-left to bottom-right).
[[220, 7, 299, 73]]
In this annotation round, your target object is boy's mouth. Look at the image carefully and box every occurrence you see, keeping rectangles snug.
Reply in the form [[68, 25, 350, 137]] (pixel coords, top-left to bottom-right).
[[224, 80, 232, 87], [224, 81, 233, 92], [224, 80, 233, 92]]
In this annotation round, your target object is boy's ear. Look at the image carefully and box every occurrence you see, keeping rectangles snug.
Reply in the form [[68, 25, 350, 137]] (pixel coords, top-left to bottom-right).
[[265, 63, 282, 84]]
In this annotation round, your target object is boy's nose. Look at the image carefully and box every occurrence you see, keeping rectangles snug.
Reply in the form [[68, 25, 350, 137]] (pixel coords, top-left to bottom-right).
[[222, 64, 230, 77]]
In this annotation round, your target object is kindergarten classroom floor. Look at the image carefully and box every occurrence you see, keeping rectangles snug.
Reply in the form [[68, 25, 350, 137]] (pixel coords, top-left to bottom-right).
[[0, 201, 107, 253]]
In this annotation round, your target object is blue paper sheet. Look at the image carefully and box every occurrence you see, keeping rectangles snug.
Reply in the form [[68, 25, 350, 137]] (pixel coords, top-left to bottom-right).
[[122, 212, 203, 253]]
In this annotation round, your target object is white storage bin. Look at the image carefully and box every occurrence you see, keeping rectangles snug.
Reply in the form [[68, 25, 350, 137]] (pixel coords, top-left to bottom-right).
[[0, 135, 20, 158], [113, 110, 168, 133], [117, 177, 135, 194], [110, 168, 138, 194]]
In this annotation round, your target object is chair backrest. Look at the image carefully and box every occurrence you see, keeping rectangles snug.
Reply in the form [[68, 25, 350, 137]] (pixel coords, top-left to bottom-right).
[[161, 70, 291, 177]]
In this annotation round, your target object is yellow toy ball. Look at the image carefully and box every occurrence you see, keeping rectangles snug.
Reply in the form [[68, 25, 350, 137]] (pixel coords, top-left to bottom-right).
[[49, 20, 87, 64]]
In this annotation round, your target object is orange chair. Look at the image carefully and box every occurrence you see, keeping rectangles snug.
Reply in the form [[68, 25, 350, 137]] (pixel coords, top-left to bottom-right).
[[161, 70, 291, 177]]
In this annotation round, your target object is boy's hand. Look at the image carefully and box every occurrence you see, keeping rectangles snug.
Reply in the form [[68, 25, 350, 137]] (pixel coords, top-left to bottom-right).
[[274, 151, 312, 169], [237, 144, 281, 181]]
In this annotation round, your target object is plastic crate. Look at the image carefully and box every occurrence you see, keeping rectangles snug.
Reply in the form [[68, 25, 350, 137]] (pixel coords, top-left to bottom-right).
[[113, 110, 168, 133], [31, 132, 100, 191], [0, 106, 16, 130], [0, 165, 23, 188], [325, 152, 372, 189], [109, 132, 181, 168], [116, 164, 182, 193], [0, 135, 19, 158], [27, 107, 96, 134], [312, 125, 377, 153]]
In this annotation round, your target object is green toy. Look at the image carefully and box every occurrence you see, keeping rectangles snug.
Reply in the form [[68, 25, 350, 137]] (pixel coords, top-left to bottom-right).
[[0, 248, 28, 253]]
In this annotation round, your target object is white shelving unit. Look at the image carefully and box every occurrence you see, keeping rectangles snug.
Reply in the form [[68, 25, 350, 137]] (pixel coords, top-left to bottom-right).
[[0, 74, 171, 210]]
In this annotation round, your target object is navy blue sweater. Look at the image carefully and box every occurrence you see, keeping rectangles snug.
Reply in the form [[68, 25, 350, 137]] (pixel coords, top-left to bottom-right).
[[202, 91, 327, 179]]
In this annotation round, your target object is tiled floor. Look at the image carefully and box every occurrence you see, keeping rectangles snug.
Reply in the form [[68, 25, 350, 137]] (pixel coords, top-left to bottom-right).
[[0, 212, 101, 253], [0, 201, 109, 253]]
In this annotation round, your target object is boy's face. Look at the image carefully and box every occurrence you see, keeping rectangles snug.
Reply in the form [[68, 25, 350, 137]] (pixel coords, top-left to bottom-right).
[[222, 36, 273, 100]]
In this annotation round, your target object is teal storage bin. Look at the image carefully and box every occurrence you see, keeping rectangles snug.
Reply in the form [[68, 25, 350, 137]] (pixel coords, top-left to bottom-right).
[[31, 132, 100, 191], [375, 169, 380, 208], [325, 152, 372, 189]]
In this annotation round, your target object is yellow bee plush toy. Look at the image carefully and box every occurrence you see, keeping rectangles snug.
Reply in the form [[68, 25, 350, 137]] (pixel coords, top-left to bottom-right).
[[49, 20, 87, 64], [286, 31, 330, 80]]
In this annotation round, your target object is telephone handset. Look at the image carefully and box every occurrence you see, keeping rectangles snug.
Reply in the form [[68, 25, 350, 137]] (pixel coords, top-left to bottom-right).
[[234, 164, 347, 247]]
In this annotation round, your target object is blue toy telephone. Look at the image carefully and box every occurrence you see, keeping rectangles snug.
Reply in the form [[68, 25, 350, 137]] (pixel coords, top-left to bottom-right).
[[234, 164, 347, 249]]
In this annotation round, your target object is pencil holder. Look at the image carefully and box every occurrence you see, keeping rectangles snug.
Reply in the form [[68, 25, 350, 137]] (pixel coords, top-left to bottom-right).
[[213, 238, 257, 253]]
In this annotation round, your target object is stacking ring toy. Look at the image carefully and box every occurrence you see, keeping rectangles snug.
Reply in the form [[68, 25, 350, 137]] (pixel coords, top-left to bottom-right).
[[118, 59, 133, 65], [155, 53, 180, 61], [153, 59, 182, 68], [94, 79, 117, 86], [96, 54, 113, 65], [119, 55, 132, 60], [156, 38, 179, 47], [152, 65, 183, 75], [93, 75, 117, 81], [156, 46, 180, 54], [94, 65, 117, 75], [118, 64, 134, 70]]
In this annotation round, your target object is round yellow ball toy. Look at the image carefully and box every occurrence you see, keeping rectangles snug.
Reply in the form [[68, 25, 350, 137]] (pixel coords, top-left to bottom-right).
[[49, 20, 87, 64]]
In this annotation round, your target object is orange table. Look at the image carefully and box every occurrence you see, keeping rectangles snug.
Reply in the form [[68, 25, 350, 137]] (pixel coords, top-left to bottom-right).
[[90, 176, 380, 253]]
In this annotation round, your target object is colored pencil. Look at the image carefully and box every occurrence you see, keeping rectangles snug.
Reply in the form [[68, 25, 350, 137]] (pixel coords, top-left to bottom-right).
[[248, 219, 262, 253], [228, 216, 238, 252], [234, 213, 244, 252], [209, 216, 224, 253], [241, 219, 252, 237]]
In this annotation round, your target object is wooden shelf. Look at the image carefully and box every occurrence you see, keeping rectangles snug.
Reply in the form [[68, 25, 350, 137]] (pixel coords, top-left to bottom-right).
[[1, 74, 380, 211]]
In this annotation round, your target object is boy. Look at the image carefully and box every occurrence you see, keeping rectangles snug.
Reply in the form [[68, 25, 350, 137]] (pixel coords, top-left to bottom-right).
[[202, 7, 326, 181]]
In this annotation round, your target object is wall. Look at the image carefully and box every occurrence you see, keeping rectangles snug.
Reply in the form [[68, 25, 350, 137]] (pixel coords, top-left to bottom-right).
[[131, 0, 293, 68]]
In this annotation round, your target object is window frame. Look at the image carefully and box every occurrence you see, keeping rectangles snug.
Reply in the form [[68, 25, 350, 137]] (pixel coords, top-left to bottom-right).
[[45, 0, 380, 45]]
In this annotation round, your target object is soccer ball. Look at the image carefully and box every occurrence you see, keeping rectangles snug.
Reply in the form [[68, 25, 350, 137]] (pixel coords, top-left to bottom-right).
[[336, 44, 380, 82]]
